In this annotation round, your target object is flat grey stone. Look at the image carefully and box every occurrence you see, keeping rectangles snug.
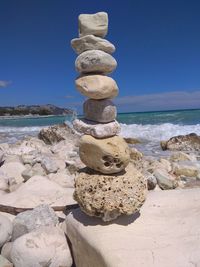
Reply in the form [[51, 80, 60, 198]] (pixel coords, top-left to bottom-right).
[[83, 99, 117, 123], [73, 118, 120, 138], [78, 12, 108, 38], [75, 50, 117, 74], [66, 188, 200, 267], [71, 35, 115, 54]]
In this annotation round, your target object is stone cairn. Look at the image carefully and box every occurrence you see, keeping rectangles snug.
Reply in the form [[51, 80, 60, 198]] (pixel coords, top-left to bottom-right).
[[71, 12, 147, 221]]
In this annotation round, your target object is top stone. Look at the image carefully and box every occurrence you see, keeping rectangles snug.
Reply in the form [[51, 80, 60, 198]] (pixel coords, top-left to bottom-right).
[[78, 12, 108, 38]]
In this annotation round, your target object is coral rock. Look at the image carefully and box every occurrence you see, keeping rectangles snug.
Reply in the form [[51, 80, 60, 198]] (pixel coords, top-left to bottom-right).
[[74, 164, 147, 221]]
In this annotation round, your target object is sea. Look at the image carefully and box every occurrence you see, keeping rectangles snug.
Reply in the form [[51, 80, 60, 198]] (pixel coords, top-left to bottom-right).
[[0, 109, 200, 157]]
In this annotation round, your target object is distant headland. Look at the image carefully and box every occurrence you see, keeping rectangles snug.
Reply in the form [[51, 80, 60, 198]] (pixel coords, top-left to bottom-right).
[[0, 104, 73, 117]]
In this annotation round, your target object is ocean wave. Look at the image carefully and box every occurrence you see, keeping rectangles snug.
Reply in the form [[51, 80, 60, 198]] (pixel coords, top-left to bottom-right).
[[0, 126, 45, 133], [120, 123, 200, 141]]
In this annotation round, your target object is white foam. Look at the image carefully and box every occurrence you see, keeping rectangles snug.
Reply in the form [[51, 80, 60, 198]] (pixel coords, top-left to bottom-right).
[[120, 123, 200, 141]]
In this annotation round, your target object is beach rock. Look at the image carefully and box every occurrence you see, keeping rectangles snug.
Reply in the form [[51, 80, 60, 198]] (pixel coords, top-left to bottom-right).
[[78, 12, 108, 38], [83, 99, 117, 123], [38, 123, 78, 145], [0, 170, 9, 192], [170, 151, 197, 162], [4, 155, 22, 164], [48, 171, 75, 188], [41, 156, 59, 174], [0, 255, 13, 267], [22, 163, 46, 181], [21, 150, 42, 166], [154, 169, 177, 190], [75, 50, 117, 74], [0, 162, 26, 190], [0, 175, 75, 208], [173, 161, 200, 177], [79, 135, 130, 174], [159, 158, 172, 172], [0, 214, 13, 247], [73, 118, 120, 138], [71, 34, 115, 54], [74, 163, 147, 221], [10, 226, 72, 267], [146, 174, 157, 190], [1, 242, 13, 262], [75, 74, 118, 99], [0, 151, 4, 164], [129, 147, 143, 161], [12, 204, 58, 241], [124, 137, 141, 144], [161, 133, 200, 151]]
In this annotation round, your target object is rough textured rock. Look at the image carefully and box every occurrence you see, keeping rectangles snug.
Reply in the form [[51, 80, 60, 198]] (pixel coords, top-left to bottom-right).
[[170, 151, 197, 162], [83, 99, 117, 123], [0, 255, 13, 267], [79, 135, 130, 174], [41, 156, 59, 174], [0, 214, 13, 247], [12, 204, 59, 241], [161, 133, 200, 151], [0, 170, 9, 192], [75, 74, 118, 99], [48, 171, 75, 188], [74, 163, 147, 221], [66, 188, 200, 267], [129, 147, 143, 161], [22, 163, 46, 181], [173, 161, 200, 177], [10, 226, 72, 267], [154, 169, 177, 190], [73, 118, 120, 138], [78, 12, 108, 38], [38, 123, 78, 145], [71, 34, 115, 54], [75, 50, 117, 74], [0, 175, 75, 208], [124, 137, 141, 144], [146, 174, 157, 190]]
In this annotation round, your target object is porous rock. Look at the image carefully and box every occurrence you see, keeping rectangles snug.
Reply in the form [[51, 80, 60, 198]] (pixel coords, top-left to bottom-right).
[[12, 204, 59, 241], [74, 163, 147, 221], [78, 12, 108, 38], [75, 50, 117, 74], [83, 98, 117, 123], [161, 133, 200, 151], [0, 214, 13, 247], [79, 135, 130, 174], [75, 74, 118, 99], [73, 118, 120, 138], [71, 34, 115, 54], [10, 226, 72, 267]]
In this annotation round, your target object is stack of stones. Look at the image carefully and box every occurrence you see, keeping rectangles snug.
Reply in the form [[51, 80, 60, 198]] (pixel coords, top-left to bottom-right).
[[71, 12, 147, 222]]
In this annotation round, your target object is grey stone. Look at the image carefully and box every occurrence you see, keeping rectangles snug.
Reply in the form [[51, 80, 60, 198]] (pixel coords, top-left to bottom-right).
[[12, 204, 59, 241], [75, 50, 117, 74], [0, 214, 13, 247], [83, 99, 117, 123], [10, 226, 72, 267], [71, 35, 115, 54], [154, 169, 177, 190], [78, 12, 108, 38], [41, 156, 58, 174], [73, 119, 120, 138]]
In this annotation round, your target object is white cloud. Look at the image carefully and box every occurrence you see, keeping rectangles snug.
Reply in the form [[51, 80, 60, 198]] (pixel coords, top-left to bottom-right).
[[114, 90, 200, 111], [0, 80, 12, 88]]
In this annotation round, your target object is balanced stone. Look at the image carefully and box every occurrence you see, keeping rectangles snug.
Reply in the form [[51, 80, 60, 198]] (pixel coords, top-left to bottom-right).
[[75, 75, 118, 99], [71, 35, 115, 55], [74, 163, 147, 221], [75, 50, 117, 74], [83, 99, 116, 123], [79, 135, 130, 174], [78, 12, 108, 38], [73, 119, 120, 138]]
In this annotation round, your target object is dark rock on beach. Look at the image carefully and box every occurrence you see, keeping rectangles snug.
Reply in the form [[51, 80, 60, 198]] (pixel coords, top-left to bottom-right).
[[160, 133, 200, 152]]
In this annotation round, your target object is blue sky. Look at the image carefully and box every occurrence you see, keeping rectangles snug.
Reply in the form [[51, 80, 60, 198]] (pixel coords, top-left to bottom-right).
[[0, 0, 200, 113]]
